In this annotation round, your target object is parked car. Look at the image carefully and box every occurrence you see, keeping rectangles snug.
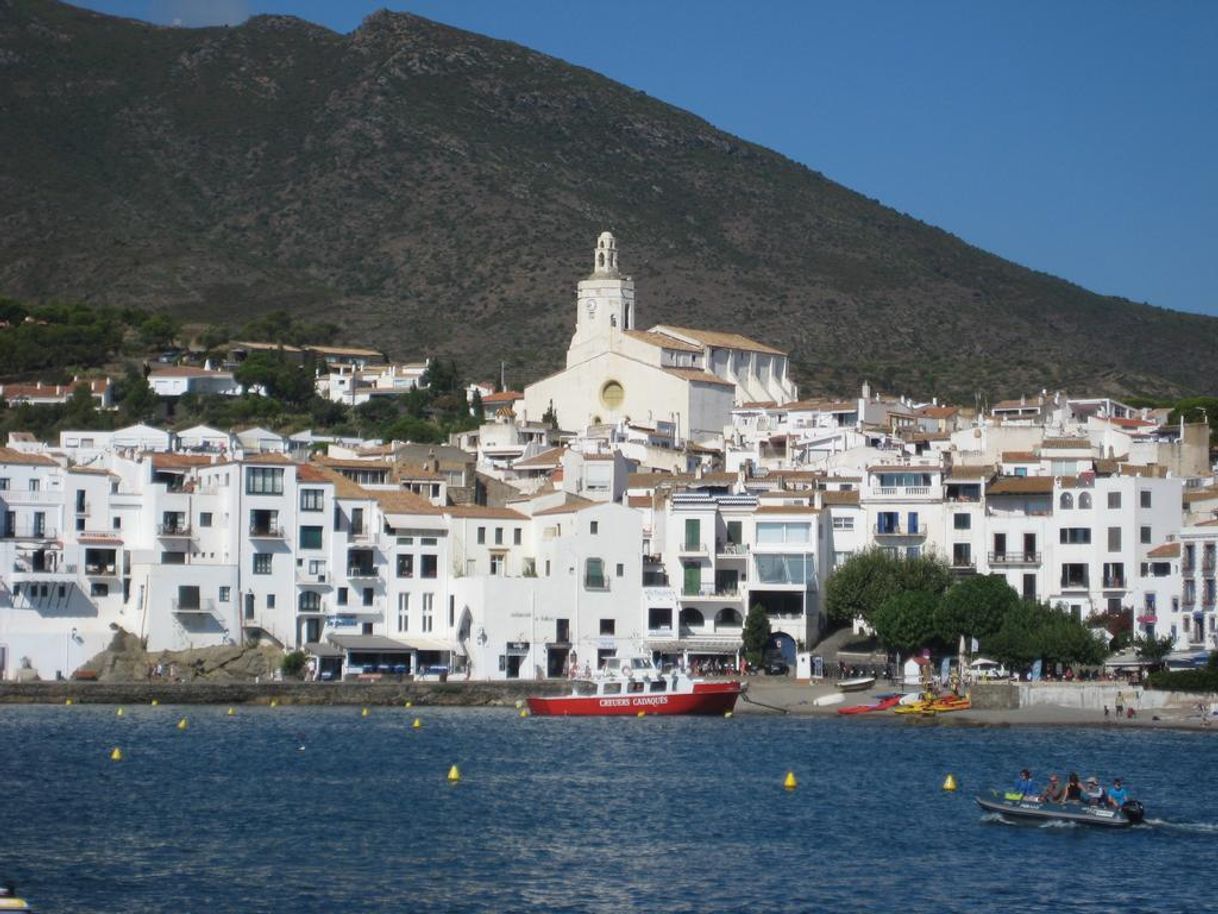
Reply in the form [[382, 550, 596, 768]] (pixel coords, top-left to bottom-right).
[[763, 659, 790, 676]]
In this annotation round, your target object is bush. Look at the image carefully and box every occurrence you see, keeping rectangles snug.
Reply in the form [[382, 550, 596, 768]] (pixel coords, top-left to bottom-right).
[[281, 650, 307, 678], [1146, 669, 1218, 692]]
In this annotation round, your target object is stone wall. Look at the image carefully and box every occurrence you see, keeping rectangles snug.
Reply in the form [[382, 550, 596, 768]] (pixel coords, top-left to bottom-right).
[[968, 682, 1019, 711]]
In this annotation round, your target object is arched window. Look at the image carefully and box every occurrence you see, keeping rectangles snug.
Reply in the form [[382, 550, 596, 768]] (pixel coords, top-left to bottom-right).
[[1060, 492, 1074, 510], [1078, 492, 1092, 509], [679, 608, 704, 630], [598, 252, 605, 267], [299, 591, 321, 612], [715, 608, 743, 629]]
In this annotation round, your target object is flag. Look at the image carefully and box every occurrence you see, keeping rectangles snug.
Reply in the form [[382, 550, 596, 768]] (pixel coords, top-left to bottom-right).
[[1031, 659, 1043, 681]]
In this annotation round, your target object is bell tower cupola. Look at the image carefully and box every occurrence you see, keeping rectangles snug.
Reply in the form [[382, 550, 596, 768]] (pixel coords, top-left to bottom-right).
[[594, 231, 620, 277], [566, 230, 637, 367]]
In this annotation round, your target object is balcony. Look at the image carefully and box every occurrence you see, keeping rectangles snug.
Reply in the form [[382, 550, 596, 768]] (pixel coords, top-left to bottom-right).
[[346, 565, 378, 579], [681, 585, 742, 601], [1183, 560, 1196, 575], [348, 528, 375, 543], [2, 525, 59, 540], [678, 541, 708, 556], [1204, 561, 1216, 575], [1059, 579, 1090, 592], [297, 601, 329, 617], [874, 525, 926, 537], [989, 552, 1041, 566], [873, 486, 934, 498], [1183, 593, 1196, 608], [717, 542, 749, 558], [85, 563, 118, 577], [296, 570, 331, 586], [78, 530, 123, 544], [248, 524, 285, 539], [1102, 576, 1127, 591], [172, 597, 216, 615], [11, 559, 77, 579], [951, 560, 976, 573], [156, 524, 192, 539]]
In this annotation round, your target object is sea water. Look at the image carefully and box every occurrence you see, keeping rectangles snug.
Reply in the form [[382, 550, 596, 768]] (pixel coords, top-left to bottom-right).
[[1, 705, 1215, 913]]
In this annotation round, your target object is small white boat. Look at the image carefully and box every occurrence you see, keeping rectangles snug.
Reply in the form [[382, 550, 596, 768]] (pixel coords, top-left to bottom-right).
[[836, 676, 876, 692], [812, 692, 845, 707]]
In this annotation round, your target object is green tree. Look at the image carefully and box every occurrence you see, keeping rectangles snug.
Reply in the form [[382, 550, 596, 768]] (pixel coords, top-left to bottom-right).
[[542, 400, 559, 430], [138, 313, 180, 350], [742, 603, 772, 667], [470, 389, 485, 422], [1133, 634, 1175, 672], [936, 574, 1020, 642], [872, 590, 940, 653], [824, 548, 952, 626], [114, 365, 159, 423]]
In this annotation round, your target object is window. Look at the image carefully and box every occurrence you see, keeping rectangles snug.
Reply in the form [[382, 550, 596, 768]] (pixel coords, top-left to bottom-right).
[[756, 522, 811, 544], [1059, 493, 1073, 510], [253, 553, 272, 575], [952, 543, 972, 567], [1108, 492, 1122, 509], [616, 563, 624, 577], [397, 554, 414, 578], [755, 554, 810, 585], [90, 582, 109, 597], [300, 489, 324, 511], [29, 478, 39, 492], [490, 554, 504, 576], [1107, 527, 1122, 551], [1140, 526, 1152, 544], [350, 508, 364, 536], [953, 513, 971, 530], [421, 555, 437, 578], [600, 618, 616, 636], [112, 516, 121, 530], [199, 512, 213, 528], [683, 518, 700, 550], [266, 594, 276, 609], [1078, 492, 1092, 509], [494, 527, 504, 545], [832, 516, 854, 530], [1059, 528, 1091, 545], [337, 587, 348, 606], [585, 558, 607, 590], [299, 526, 323, 549], [477, 527, 486, 544], [397, 593, 410, 632], [513, 528, 522, 546], [75, 517, 85, 532], [219, 586, 231, 603], [422, 593, 434, 632], [75, 490, 86, 512], [362, 587, 373, 607], [591, 521, 599, 535], [1060, 563, 1088, 588], [246, 467, 284, 495], [300, 591, 321, 612], [161, 552, 185, 564], [1140, 491, 1152, 508], [0, 478, 7, 490]]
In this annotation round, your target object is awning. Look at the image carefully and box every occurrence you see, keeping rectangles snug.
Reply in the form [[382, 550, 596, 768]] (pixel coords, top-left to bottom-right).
[[646, 638, 742, 655], [1136, 614, 1158, 624], [327, 634, 415, 653], [303, 641, 344, 659], [408, 637, 467, 657]]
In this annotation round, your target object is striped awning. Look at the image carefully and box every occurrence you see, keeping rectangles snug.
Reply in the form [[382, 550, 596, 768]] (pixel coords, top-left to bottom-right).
[[646, 637, 742, 655]]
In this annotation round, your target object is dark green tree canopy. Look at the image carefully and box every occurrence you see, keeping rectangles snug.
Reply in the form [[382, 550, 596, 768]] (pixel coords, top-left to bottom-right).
[[825, 548, 952, 626], [742, 603, 772, 666], [872, 590, 939, 654], [936, 574, 1020, 642]]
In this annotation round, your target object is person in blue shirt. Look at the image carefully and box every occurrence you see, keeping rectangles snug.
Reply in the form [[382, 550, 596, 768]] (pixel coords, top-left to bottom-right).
[[1013, 768, 1035, 797], [1107, 777, 1129, 807]]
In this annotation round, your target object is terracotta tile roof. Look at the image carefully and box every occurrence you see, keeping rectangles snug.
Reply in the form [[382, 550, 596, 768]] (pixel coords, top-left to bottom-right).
[[1117, 463, 1169, 478], [307, 344, 383, 358], [0, 446, 58, 466], [149, 366, 233, 378], [150, 453, 216, 469], [662, 368, 735, 388], [243, 453, 294, 465], [652, 325, 786, 356], [987, 476, 1055, 495], [231, 340, 304, 353], [372, 489, 441, 515], [533, 496, 598, 516], [1105, 417, 1157, 429], [67, 467, 116, 476], [947, 465, 994, 480], [623, 330, 703, 353], [393, 464, 444, 481], [755, 504, 819, 514], [737, 400, 778, 409], [626, 472, 688, 488], [626, 495, 652, 508], [482, 390, 524, 403], [1146, 542, 1180, 558], [514, 447, 566, 469], [915, 405, 959, 418], [1041, 438, 1091, 450], [993, 398, 1044, 410], [295, 464, 333, 484], [1183, 488, 1218, 503], [820, 490, 860, 506], [313, 455, 393, 472], [445, 504, 529, 520], [1001, 451, 1038, 462]]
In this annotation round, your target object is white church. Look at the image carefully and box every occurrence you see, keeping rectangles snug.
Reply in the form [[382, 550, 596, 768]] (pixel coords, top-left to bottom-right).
[[521, 232, 798, 442]]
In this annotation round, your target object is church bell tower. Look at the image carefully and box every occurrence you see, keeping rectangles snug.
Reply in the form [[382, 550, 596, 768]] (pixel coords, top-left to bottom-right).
[[567, 231, 636, 367]]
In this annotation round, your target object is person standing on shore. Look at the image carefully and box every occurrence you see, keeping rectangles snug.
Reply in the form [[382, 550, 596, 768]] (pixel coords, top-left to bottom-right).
[[1115, 691, 1125, 718]]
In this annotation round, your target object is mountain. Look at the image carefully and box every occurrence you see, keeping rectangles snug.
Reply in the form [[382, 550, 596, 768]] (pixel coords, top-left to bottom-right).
[[1, 0, 1214, 401]]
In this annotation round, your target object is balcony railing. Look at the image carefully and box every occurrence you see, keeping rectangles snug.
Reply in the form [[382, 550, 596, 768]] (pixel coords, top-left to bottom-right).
[[989, 552, 1041, 565], [679, 541, 707, 554], [156, 524, 192, 538], [248, 524, 285, 539], [1183, 560, 1196, 575], [1102, 576, 1127, 590], [1060, 578, 1090, 591], [12, 560, 77, 576], [346, 565, 378, 579], [874, 525, 925, 537], [1183, 593, 1196, 607], [296, 571, 329, 585], [85, 564, 118, 577], [297, 602, 329, 616], [717, 542, 749, 556], [1204, 560, 1216, 575], [2, 525, 59, 540], [172, 597, 216, 614], [681, 585, 742, 599], [584, 578, 610, 592]]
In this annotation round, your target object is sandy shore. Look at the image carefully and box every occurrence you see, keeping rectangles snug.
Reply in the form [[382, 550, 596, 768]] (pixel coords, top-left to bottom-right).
[[736, 678, 1218, 731]]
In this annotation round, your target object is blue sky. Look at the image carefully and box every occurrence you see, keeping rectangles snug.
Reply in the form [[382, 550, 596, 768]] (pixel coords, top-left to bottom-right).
[[74, 0, 1218, 316]]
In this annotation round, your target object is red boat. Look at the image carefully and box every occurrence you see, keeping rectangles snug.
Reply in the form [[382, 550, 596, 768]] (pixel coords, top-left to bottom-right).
[[526, 657, 745, 717], [836, 694, 902, 716]]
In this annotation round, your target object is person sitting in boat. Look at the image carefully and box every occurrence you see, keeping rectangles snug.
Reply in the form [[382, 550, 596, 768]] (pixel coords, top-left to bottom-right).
[[1012, 768, 1035, 797], [1106, 777, 1129, 808], [1062, 772, 1084, 803], [1082, 776, 1106, 806], [1039, 773, 1065, 803]]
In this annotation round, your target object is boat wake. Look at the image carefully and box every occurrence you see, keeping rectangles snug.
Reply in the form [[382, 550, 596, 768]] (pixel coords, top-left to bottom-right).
[[1037, 819, 1078, 830], [979, 813, 1015, 826], [1144, 818, 1218, 834]]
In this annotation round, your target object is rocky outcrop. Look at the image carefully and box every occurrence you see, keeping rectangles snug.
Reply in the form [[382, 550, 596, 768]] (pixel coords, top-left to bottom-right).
[[78, 629, 284, 683]]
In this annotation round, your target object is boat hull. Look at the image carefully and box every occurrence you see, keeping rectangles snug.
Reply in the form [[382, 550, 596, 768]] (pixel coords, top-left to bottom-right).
[[837, 676, 876, 692], [975, 794, 1143, 828], [527, 681, 742, 717]]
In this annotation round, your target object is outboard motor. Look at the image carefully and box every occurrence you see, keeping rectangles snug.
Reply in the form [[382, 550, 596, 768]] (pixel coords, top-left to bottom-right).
[[1121, 799, 1146, 825]]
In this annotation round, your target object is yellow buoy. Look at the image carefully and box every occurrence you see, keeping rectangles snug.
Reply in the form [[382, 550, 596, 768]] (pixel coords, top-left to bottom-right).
[[637, 710, 646, 718], [943, 773, 958, 792], [724, 711, 733, 718], [150, 699, 159, 706], [404, 700, 413, 708], [177, 717, 188, 731], [65, 698, 73, 706], [519, 708, 529, 718], [412, 718, 422, 729], [226, 707, 235, 717], [116, 707, 125, 718], [361, 707, 370, 718], [447, 764, 461, 783], [110, 747, 123, 761], [269, 699, 278, 708], [514, 699, 523, 709], [784, 771, 798, 790]]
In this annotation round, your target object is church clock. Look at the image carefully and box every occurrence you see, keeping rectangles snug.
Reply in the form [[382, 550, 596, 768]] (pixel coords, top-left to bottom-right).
[[585, 298, 598, 316]]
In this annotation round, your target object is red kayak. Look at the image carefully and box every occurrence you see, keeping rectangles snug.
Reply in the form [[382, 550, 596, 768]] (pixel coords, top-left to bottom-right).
[[836, 695, 901, 715]]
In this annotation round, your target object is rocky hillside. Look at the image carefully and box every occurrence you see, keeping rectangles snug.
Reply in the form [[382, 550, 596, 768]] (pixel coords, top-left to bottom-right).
[[1, 0, 1215, 400]]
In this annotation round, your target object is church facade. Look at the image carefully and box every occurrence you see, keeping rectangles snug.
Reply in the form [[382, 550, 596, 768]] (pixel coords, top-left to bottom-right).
[[521, 233, 798, 443]]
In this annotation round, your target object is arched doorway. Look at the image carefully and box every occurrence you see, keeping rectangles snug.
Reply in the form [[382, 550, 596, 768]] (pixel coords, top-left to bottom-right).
[[764, 631, 797, 666]]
